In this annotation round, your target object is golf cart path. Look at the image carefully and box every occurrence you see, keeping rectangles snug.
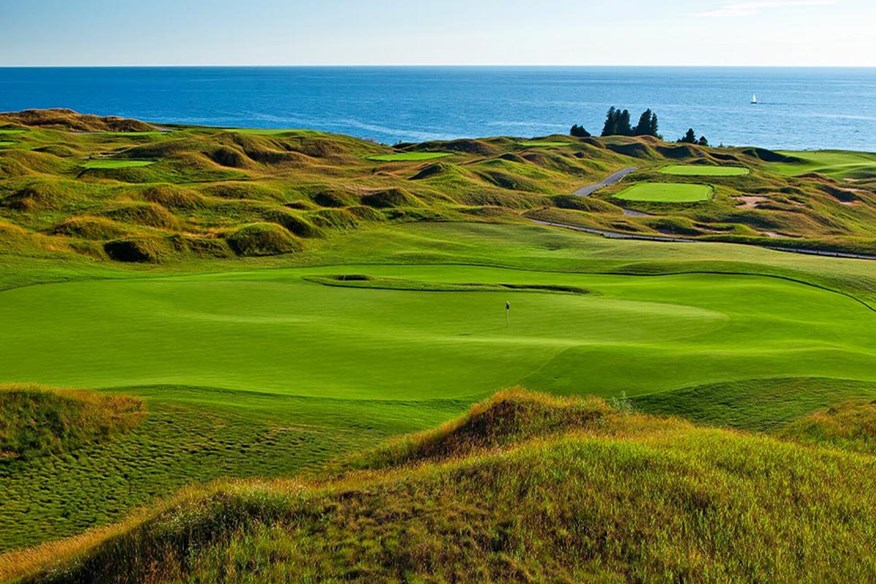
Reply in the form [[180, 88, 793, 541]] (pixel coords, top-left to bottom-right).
[[574, 167, 638, 197]]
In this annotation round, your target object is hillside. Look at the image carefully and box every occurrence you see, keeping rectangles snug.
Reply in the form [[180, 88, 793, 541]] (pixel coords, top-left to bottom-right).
[[0, 385, 144, 464], [2, 110, 876, 264], [4, 390, 876, 583]]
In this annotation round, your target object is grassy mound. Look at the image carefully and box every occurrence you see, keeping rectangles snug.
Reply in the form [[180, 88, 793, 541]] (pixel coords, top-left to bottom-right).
[[7, 390, 876, 583], [103, 237, 173, 263], [0, 385, 144, 464], [781, 399, 876, 455], [52, 216, 130, 241], [80, 160, 155, 170], [367, 152, 452, 162], [0, 109, 157, 133], [226, 223, 303, 257]]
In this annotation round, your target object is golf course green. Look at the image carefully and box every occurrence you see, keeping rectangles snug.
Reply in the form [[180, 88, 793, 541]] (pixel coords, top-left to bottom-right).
[[660, 165, 749, 177], [614, 182, 713, 202]]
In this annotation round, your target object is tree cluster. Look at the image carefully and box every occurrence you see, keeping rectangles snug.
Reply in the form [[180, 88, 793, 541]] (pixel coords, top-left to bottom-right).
[[679, 128, 709, 146], [600, 107, 660, 138], [569, 124, 591, 138]]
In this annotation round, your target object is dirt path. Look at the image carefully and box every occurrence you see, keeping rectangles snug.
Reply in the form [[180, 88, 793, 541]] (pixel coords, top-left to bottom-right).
[[574, 167, 638, 197]]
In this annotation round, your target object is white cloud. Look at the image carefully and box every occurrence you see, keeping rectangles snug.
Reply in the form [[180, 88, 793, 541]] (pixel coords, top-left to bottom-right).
[[697, 0, 838, 17]]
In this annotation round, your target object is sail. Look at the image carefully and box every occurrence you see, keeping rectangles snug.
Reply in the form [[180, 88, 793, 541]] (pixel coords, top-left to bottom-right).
[[752, 93, 758, 104]]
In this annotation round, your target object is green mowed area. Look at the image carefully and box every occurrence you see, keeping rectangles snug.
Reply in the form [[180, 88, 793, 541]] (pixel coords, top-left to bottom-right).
[[0, 129, 25, 135], [367, 152, 453, 162], [1, 265, 874, 400], [773, 150, 876, 180], [660, 164, 749, 177], [0, 141, 17, 147], [80, 159, 156, 169], [2, 222, 876, 550], [614, 182, 713, 202]]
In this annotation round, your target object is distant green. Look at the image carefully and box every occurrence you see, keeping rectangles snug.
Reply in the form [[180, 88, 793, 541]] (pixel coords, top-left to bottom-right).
[[773, 150, 876, 180], [614, 182, 713, 202], [660, 165, 749, 177]]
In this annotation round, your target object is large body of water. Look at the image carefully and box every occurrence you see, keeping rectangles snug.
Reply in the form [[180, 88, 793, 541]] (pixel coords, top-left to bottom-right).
[[1, 67, 875, 151]]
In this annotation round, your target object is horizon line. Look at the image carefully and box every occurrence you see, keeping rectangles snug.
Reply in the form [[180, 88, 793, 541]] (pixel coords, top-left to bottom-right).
[[1, 64, 875, 69]]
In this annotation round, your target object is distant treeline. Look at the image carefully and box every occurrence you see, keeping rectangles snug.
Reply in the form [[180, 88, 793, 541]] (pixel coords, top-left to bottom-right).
[[571, 108, 708, 146]]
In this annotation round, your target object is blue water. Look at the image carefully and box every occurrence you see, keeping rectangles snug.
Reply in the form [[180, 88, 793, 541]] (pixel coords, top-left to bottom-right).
[[1, 67, 875, 151]]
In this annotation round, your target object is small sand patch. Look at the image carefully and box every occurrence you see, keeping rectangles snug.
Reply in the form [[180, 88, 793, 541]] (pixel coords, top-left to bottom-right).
[[735, 196, 768, 209]]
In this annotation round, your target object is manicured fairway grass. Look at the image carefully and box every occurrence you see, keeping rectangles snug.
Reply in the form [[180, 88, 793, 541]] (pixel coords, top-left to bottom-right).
[[0, 129, 25, 135], [0, 141, 16, 147], [80, 159, 156, 169], [614, 182, 713, 202], [520, 141, 572, 148], [367, 152, 453, 162], [773, 150, 876, 179], [660, 164, 749, 177]]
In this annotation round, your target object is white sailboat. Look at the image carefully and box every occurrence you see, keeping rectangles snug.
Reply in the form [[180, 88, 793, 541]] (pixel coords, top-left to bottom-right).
[[751, 93, 758, 105]]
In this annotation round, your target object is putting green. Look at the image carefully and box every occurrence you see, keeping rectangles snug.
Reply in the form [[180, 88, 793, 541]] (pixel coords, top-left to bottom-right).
[[367, 152, 453, 162], [660, 165, 749, 177], [614, 182, 713, 203], [81, 159, 156, 169], [0, 264, 872, 400]]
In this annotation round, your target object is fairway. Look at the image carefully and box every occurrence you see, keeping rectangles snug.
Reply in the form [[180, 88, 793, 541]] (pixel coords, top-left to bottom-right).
[[1, 263, 873, 400], [367, 152, 453, 162], [0, 141, 16, 147], [773, 150, 876, 180], [660, 164, 749, 177], [81, 159, 156, 169], [614, 182, 713, 202]]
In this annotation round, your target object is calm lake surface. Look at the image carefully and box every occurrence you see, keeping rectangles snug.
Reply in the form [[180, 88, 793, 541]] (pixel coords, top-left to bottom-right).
[[1, 67, 875, 150]]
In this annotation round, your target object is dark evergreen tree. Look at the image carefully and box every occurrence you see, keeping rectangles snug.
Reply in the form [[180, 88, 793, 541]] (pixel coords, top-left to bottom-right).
[[570, 124, 591, 138], [679, 128, 697, 144], [601, 107, 618, 137], [634, 109, 653, 136], [649, 111, 660, 137], [617, 109, 633, 136], [698, 136, 709, 147]]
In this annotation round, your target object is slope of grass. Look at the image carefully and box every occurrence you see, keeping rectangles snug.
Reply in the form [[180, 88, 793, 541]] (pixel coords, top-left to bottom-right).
[[773, 150, 876, 179], [614, 182, 714, 202], [0, 385, 144, 464], [80, 160, 155, 169], [780, 399, 876, 455], [366, 152, 452, 162], [6, 391, 876, 584]]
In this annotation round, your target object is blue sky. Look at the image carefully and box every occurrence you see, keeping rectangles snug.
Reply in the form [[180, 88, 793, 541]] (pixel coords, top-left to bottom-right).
[[1, 0, 873, 66]]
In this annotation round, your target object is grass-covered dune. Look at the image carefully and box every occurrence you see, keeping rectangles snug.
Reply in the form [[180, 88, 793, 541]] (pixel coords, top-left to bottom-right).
[[1, 110, 875, 259], [4, 390, 876, 584], [0, 385, 144, 464]]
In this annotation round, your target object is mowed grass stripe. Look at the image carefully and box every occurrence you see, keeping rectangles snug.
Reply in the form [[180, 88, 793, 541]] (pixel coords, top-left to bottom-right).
[[614, 182, 713, 202], [0, 267, 873, 399], [660, 165, 749, 177]]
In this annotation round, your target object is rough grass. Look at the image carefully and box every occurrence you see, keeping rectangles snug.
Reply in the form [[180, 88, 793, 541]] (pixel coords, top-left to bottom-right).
[[367, 152, 453, 162], [6, 390, 876, 584], [80, 160, 156, 170], [0, 385, 144, 464], [780, 399, 876, 455], [614, 182, 714, 202], [226, 223, 303, 256]]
